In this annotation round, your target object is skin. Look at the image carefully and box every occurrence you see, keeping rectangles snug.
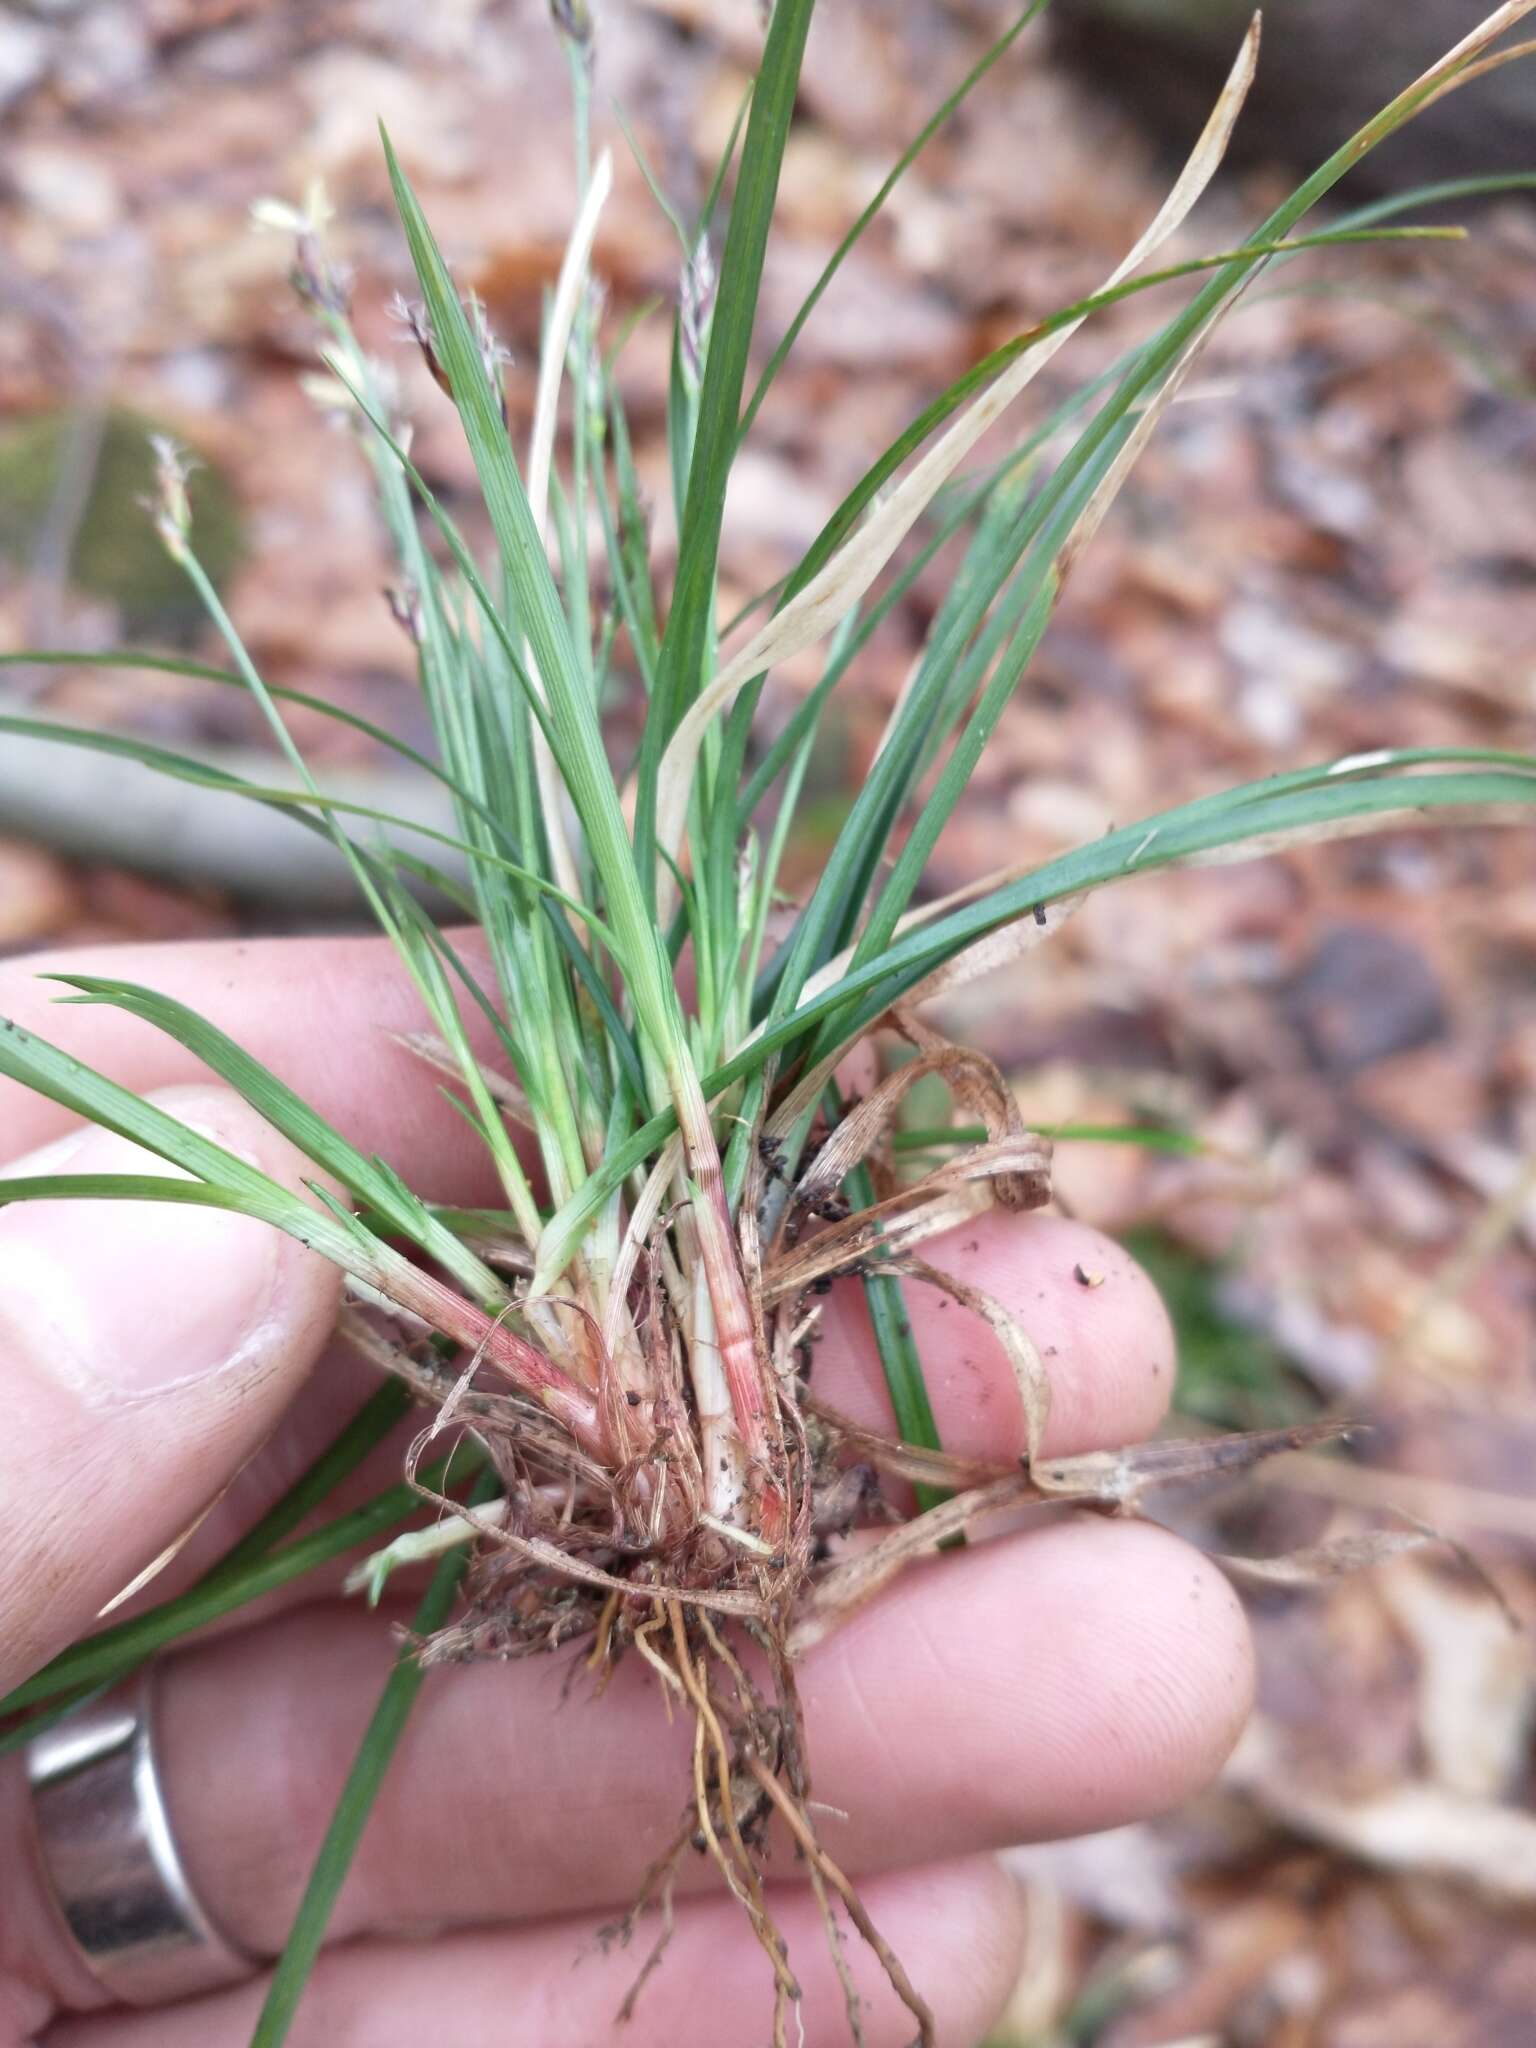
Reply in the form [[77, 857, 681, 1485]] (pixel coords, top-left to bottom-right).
[[0, 934, 1255, 2047]]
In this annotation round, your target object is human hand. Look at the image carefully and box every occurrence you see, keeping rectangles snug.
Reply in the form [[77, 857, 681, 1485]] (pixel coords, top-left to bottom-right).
[[0, 933, 1253, 2047]]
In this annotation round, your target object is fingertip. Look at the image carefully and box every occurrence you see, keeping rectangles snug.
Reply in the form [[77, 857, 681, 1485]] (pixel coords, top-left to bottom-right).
[[1167, 1532, 1257, 1795], [818, 1208, 1176, 1461], [0, 1084, 342, 1688], [912, 1854, 1032, 2043], [1094, 1517, 1259, 1804], [161, 1082, 347, 1395], [1033, 1518, 1255, 1825], [0, 1081, 341, 1405], [811, 1515, 1256, 1849]]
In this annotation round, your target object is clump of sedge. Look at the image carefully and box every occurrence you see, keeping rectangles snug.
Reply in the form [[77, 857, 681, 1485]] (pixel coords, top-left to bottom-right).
[[4, 4, 1536, 2038]]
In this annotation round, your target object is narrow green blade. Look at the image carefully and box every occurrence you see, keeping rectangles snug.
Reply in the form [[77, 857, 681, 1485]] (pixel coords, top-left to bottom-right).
[[249, 1468, 500, 2047]]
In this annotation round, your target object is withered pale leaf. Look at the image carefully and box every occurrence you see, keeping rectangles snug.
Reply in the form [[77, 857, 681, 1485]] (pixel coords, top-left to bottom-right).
[[392, 1029, 535, 1129], [1215, 1527, 1428, 1589], [652, 17, 1262, 912], [805, 1390, 1016, 1490], [1032, 1420, 1355, 1505], [523, 147, 613, 908], [795, 1036, 1049, 1213], [903, 1253, 1054, 1464], [1228, 1712, 1536, 1902], [789, 1473, 1033, 1654], [763, 1151, 1045, 1306]]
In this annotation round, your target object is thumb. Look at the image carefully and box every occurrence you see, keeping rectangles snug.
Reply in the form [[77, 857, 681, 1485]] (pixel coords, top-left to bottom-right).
[[0, 1084, 343, 1695]]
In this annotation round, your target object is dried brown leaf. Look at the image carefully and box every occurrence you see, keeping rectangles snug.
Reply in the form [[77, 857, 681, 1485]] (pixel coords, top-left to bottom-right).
[[902, 1253, 1054, 1464], [804, 1390, 1016, 1491], [763, 1149, 1045, 1305], [796, 1035, 1048, 1212], [1228, 1714, 1536, 1902], [788, 1474, 1033, 1654], [392, 1029, 535, 1129], [1215, 1527, 1429, 1589], [1032, 1420, 1356, 1505]]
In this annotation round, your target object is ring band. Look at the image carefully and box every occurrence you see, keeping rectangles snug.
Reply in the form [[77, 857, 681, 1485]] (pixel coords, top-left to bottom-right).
[[26, 1669, 257, 2006]]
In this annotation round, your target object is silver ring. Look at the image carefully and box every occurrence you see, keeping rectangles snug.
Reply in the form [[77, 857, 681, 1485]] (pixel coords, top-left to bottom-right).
[[25, 1669, 257, 2006]]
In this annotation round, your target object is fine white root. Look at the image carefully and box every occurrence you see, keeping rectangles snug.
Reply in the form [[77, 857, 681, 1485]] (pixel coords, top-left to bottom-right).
[[345, 1496, 510, 1605], [699, 1513, 780, 1558]]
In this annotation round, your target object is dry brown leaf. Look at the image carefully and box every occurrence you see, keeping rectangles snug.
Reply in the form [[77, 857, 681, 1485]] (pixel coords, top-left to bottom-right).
[[1215, 1527, 1428, 1589], [1032, 1420, 1355, 1506], [763, 1177, 993, 1305], [652, 16, 1263, 909], [796, 1033, 1046, 1212], [1381, 1561, 1535, 1800], [901, 1251, 1055, 1464], [787, 1473, 1032, 1654], [804, 1390, 1016, 1491], [1228, 1714, 1536, 1902]]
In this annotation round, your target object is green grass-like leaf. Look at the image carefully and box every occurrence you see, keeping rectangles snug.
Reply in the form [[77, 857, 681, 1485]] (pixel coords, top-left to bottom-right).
[[47, 976, 506, 1305], [633, 0, 817, 896], [0, 648, 459, 787], [737, 2, 1046, 445], [891, 1123, 1205, 1156], [538, 750, 1536, 1270], [249, 1466, 502, 2046]]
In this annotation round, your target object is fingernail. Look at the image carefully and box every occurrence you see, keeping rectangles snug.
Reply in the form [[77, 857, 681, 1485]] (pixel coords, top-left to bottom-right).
[[0, 1120, 285, 1405]]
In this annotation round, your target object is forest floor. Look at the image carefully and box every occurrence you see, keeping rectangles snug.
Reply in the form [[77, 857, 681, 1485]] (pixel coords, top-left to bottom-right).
[[3, 4, 1535, 2042]]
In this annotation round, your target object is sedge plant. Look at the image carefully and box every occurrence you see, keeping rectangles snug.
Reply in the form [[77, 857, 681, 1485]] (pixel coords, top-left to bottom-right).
[[3, 3, 1536, 2038]]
